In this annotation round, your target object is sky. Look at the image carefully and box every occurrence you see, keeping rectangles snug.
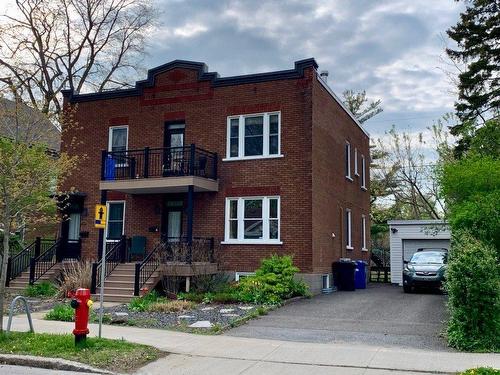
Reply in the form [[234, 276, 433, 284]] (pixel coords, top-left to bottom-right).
[[144, 0, 465, 140]]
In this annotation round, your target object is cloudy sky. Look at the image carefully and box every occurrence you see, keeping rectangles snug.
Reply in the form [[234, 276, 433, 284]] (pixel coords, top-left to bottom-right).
[[144, 0, 465, 139]]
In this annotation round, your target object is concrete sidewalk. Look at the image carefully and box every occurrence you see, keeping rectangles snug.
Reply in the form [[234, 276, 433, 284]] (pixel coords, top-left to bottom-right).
[[4, 317, 500, 374]]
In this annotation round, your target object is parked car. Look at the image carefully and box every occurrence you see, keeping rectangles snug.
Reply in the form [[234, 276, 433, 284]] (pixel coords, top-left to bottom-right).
[[403, 248, 447, 293]]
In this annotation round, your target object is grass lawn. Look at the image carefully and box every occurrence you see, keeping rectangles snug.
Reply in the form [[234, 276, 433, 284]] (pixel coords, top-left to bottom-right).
[[0, 331, 163, 373]]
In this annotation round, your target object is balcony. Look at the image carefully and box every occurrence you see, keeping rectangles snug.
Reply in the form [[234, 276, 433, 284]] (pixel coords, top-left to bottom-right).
[[99, 144, 218, 194]]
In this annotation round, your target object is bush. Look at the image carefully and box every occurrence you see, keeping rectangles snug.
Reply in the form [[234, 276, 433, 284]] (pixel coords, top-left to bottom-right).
[[128, 290, 164, 312], [177, 291, 205, 303], [146, 300, 194, 313], [24, 282, 58, 298], [446, 231, 500, 351], [57, 261, 92, 298], [45, 303, 75, 322], [236, 255, 309, 305], [459, 368, 500, 375]]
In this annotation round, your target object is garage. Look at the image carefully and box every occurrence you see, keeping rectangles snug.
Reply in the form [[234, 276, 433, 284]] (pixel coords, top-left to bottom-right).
[[388, 220, 451, 286]]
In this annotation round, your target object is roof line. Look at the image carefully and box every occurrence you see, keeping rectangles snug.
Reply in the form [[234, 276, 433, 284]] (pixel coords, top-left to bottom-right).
[[62, 58, 319, 103]]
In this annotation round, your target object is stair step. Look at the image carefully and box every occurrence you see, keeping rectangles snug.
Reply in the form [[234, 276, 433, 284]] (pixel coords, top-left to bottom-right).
[[91, 294, 134, 303]]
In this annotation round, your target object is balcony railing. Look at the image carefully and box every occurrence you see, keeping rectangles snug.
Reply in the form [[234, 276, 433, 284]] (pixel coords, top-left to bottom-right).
[[101, 144, 217, 181]]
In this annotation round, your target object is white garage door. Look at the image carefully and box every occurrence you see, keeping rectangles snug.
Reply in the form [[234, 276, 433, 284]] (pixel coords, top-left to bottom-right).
[[402, 239, 450, 262]]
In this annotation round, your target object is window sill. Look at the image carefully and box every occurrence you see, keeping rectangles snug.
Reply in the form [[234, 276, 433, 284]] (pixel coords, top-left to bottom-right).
[[361, 248, 369, 252], [223, 154, 284, 162], [346, 176, 353, 182], [221, 240, 283, 245], [361, 186, 367, 191], [346, 246, 354, 250]]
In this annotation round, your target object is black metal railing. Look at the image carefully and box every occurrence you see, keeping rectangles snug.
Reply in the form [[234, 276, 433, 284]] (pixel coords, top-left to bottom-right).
[[29, 239, 62, 285], [162, 237, 215, 263], [134, 242, 164, 296], [6, 238, 56, 286], [90, 236, 127, 294], [101, 144, 217, 181]]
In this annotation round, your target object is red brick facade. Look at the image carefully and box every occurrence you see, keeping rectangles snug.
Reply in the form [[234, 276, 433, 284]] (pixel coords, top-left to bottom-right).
[[60, 59, 370, 287]]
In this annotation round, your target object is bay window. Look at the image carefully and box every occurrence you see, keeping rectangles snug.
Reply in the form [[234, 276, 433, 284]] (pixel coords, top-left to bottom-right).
[[224, 196, 281, 243], [226, 112, 281, 159]]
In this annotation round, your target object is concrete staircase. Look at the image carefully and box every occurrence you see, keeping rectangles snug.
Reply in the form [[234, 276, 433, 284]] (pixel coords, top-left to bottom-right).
[[91, 263, 162, 303], [7, 264, 62, 294]]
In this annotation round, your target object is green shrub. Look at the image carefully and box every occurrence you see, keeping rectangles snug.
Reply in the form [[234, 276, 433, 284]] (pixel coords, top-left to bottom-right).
[[45, 303, 76, 322], [446, 231, 500, 351], [25, 282, 58, 298], [192, 273, 231, 293], [128, 290, 164, 312], [236, 255, 309, 305], [459, 368, 500, 375], [177, 291, 205, 303]]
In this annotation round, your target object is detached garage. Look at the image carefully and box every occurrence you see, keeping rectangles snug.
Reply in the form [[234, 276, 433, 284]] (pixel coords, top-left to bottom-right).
[[388, 220, 451, 286]]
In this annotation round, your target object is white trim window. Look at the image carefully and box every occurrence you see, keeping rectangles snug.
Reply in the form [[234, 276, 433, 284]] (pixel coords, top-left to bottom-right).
[[105, 201, 125, 241], [361, 155, 366, 189], [354, 148, 359, 176], [224, 196, 281, 244], [345, 208, 353, 249], [345, 141, 352, 180], [361, 214, 367, 251], [225, 112, 281, 160], [108, 126, 129, 166]]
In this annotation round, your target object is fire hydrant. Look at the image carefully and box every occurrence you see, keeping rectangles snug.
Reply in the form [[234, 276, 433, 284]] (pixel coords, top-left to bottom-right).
[[68, 288, 93, 346]]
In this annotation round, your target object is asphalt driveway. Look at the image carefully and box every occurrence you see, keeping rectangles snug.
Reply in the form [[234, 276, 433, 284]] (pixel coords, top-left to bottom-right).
[[226, 283, 450, 351]]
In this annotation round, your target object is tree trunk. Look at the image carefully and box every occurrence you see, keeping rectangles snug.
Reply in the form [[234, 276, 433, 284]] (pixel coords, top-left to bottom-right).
[[0, 223, 10, 332]]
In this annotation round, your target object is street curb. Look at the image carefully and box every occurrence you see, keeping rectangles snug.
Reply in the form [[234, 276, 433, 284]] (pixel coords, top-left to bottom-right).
[[0, 353, 116, 374]]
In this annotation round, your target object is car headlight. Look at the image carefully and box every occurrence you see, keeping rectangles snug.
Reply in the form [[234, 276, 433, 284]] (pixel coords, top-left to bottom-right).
[[404, 264, 414, 272]]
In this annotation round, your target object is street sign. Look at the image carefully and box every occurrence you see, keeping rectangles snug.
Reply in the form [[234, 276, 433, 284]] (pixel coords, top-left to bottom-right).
[[94, 204, 106, 228]]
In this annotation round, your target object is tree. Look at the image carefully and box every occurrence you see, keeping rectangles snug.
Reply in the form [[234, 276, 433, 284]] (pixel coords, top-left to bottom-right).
[[342, 89, 383, 124], [446, 0, 499, 127], [0, 0, 155, 115], [0, 96, 76, 331]]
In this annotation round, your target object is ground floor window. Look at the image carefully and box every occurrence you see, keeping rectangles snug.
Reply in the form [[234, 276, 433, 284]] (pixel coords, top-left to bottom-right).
[[362, 214, 367, 251], [106, 201, 125, 241], [224, 196, 281, 244], [345, 208, 353, 249]]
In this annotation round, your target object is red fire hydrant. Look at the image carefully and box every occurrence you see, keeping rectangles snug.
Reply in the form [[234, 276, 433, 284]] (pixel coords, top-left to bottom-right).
[[68, 288, 93, 346]]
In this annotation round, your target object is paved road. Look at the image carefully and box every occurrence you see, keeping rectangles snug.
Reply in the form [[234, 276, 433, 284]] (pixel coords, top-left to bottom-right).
[[226, 283, 449, 350]]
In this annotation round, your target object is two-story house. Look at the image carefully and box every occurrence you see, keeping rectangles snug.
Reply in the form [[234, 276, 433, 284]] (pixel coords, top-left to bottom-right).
[[56, 58, 369, 298]]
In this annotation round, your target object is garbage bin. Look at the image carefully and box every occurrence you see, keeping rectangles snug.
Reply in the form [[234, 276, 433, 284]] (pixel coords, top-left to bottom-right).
[[332, 261, 356, 291], [354, 260, 367, 289], [104, 155, 116, 180]]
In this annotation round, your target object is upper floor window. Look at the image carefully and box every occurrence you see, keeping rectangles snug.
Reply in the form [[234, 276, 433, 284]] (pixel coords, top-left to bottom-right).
[[226, 112, 281, 160], [108, 126, 128, 153], [361, 155, 366, 189], [224, 196, 281, 244], [354, 148, 359, 176], [345, 141, 352, 180], [361, 214, 367, 251]]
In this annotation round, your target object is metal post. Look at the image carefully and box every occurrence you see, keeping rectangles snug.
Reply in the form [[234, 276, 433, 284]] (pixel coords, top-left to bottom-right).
[[186, 185, 194, 263], [28, 257, 35, 285], [90, 262, 98, 294], [5, 257, 12, 287], [34, 237, 41, 258], [101, 150, 107, 180], [98, 239, 107, 338], [143, 147, 150, 178], [189, 144, 195, 176], [213, 152, 218, 179], [134, 263, 141, 296]]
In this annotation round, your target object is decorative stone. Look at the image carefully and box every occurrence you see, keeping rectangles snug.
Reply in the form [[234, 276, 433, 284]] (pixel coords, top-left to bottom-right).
[[222, 313, 239, 317], [189, 320, 213, 328], [201, 307, 214, 311], [219, 308, 235, 313], [114, 312, 129, 317], [178, 315, 195, 320], [238, 306, 254, 310]]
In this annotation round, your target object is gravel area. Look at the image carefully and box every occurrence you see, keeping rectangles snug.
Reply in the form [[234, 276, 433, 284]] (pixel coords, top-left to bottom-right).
[[3, 294, 62, 316], [95, 303, 260, 331]]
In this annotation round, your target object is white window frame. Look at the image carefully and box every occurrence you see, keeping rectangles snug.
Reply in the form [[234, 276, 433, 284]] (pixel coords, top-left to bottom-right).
[[105, 200, 126, 243], [108, 125, 129, 167], [346, 208, 353, 249], [345, 141, 352, 181], [224, 112, 283, 161], [67, 212, 81, 243], [361, 214, 368, 251], [361, 155, 367, 190], [222, 196, 282, 244], [354, 147, 359, 176], [235, 272, 256, 281]]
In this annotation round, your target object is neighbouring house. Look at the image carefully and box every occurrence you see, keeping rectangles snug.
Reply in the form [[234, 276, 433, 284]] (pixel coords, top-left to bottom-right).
[[388, 220, 451, 286], [11, 58, 370, 299]]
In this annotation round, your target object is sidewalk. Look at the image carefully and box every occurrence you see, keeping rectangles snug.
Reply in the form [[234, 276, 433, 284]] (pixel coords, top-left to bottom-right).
[[4, 316, 500, 374]]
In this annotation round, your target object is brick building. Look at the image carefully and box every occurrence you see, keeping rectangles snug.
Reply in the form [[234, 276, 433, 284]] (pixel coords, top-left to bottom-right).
[[59, 58, 370, 294]]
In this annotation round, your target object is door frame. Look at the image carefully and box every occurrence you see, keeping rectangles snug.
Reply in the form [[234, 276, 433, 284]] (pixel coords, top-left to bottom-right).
[[161, 196, 184, 241]]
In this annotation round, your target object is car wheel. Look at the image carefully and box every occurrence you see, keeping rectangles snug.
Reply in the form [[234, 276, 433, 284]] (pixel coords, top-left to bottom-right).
[[403, 285, 412, 293]]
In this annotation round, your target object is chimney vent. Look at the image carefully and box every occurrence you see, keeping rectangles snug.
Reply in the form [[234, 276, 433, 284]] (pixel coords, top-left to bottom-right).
[[320, 70, 329, 82]]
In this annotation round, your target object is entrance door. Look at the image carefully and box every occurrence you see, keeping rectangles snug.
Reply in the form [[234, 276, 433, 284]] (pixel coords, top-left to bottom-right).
[[60, 212, 82, 259], [164, 122, 185, 176], [162, 199, 183, 241]]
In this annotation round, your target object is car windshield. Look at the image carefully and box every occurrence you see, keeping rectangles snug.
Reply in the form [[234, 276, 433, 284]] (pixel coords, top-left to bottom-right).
[[410, 251, 446, 264]]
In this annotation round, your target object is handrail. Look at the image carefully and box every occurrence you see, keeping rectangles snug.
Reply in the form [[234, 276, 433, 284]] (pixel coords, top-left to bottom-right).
[[163, 236, 215, 263], [90, 236, 127, 293], [102, 144, 218, 181], [134, 242, 164, 296], [29, 239, 61, 285]]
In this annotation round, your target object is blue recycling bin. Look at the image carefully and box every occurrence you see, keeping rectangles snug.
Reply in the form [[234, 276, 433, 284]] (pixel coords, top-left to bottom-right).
[[104, 155, 116, 180], [354, 260, 367, 289]]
